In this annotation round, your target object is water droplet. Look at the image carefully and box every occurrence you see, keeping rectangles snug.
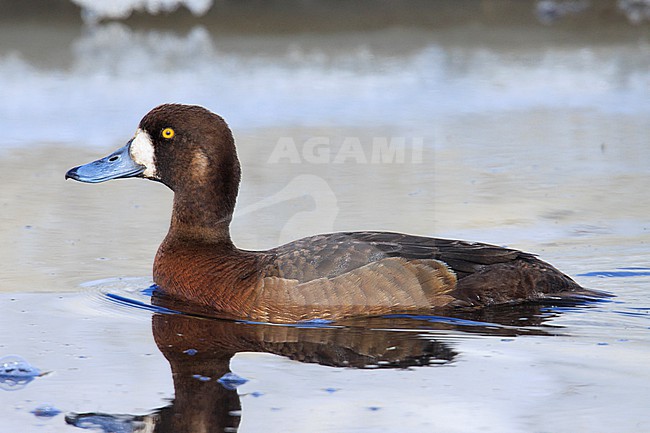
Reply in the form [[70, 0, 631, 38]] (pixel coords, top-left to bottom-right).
[[217, 372, 248, 390], [31, 404, 61, 418], [0, 355, 41, 391]]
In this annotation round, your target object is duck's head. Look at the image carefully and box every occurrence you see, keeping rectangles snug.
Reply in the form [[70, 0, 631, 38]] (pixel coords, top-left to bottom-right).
[[66, 104, 241, 196], [66, 104, 242, 237]]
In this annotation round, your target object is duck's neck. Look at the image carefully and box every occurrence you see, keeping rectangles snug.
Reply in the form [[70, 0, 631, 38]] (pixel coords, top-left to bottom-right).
[[168, 194, 234, 245], [168, 175, 240, 246]]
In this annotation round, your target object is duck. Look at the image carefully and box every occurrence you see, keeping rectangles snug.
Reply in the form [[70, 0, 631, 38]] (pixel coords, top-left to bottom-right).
[[66, 104, 604, 323]]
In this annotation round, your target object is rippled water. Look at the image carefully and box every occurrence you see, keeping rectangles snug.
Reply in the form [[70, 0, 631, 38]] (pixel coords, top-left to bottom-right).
[[1, 2, 650, 432]]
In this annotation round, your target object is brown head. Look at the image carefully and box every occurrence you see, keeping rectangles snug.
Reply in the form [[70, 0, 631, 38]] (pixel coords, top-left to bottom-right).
[[66, 104, 242, 242]]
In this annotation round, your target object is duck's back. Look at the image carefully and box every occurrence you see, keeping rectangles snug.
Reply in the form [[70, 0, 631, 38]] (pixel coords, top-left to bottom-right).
[[267, 231, 525, 282]]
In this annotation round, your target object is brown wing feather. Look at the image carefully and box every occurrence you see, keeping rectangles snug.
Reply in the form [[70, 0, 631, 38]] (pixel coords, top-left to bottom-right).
[[249, 257, 457, 322]]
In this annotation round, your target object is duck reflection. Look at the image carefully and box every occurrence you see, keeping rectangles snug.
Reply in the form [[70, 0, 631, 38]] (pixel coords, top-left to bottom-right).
[[151, 313, 459, 433], [65, 300, 587, 432]]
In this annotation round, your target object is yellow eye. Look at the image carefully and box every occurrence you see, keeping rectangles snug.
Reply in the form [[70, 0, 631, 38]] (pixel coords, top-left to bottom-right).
[[162, 127, 175, 139]]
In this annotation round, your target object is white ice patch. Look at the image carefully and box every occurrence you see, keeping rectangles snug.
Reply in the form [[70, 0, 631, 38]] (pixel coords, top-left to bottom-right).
[[130, 128, 157, 178], [70, 0, 213, 23]]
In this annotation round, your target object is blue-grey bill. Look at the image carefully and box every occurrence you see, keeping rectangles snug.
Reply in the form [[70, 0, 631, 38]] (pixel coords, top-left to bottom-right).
[[65, 141, 145, 183]]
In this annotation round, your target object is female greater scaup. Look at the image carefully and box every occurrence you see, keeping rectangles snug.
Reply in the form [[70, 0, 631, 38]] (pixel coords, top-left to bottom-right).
[[66, 104, 603, 323]]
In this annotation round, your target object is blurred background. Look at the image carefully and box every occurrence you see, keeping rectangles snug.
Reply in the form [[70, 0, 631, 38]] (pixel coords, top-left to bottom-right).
[[1, 0, 649, 292]]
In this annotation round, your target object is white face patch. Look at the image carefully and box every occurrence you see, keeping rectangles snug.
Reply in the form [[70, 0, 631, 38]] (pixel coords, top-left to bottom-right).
[[129, 128, 157, 178]]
